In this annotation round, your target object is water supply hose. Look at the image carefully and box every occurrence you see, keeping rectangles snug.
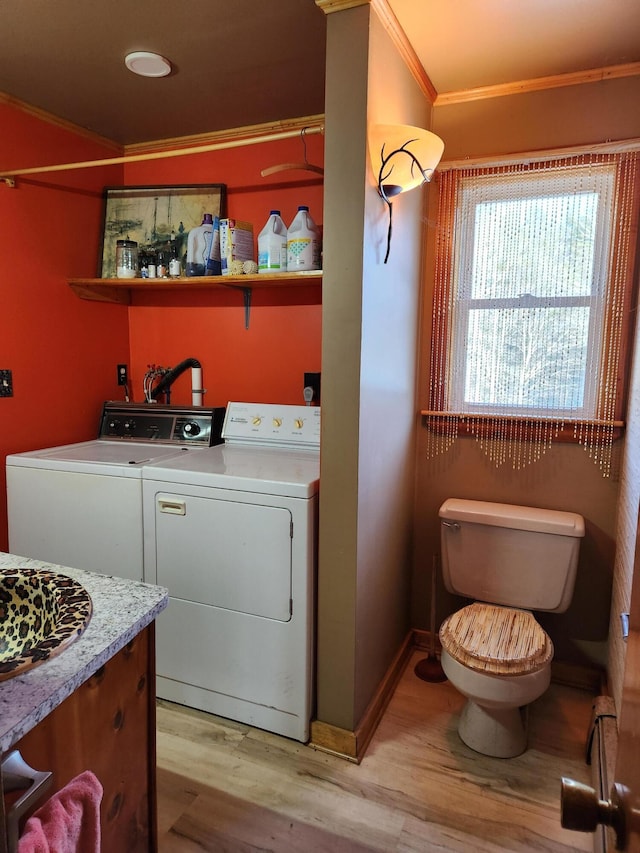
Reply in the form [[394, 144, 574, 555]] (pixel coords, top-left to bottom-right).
[[149, 358, 204, 405]]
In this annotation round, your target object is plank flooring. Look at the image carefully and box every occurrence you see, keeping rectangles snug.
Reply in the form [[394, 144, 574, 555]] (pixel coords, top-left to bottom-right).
[[156, 649, 595, 852]]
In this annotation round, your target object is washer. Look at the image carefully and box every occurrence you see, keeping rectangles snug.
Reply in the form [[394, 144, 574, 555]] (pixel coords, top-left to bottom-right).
[[142, 402, 320, 742], [6, 402, 225, 582]]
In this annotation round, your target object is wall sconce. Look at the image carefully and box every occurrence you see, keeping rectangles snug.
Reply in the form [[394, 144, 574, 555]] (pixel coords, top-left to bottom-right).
[[370, 124, 444, 263]]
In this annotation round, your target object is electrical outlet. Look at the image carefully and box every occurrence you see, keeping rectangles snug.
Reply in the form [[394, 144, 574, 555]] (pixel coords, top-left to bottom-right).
[[303, 372, 321, 405], [117, 364, 128, 386], [0, 369, 13, 397]]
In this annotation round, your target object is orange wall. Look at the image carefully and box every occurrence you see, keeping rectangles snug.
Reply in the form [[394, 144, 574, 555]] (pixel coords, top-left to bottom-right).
[[0, 103, 129, 550], [1, 106, 324, 550], [123, 136, 324, 408]]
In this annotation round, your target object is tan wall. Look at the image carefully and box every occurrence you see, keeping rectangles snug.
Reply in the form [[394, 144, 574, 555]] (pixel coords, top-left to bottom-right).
[[354, 9, 433, 723], [432, 77, 640, 162], [317, 4, 432, 729], [413, 76, 640, 671], [316, 5, 367, 730], [608, 268, 640, 710]]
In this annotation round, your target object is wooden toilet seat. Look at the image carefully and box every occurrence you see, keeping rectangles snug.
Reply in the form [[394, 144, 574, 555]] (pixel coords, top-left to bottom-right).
[[439, 602, 553, 676]]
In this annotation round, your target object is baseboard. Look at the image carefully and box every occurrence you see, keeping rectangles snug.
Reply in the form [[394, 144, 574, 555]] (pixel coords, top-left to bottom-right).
[[308, 721, 359, 763], [412, 627, 441, 652], [309, 630, 414, 763]]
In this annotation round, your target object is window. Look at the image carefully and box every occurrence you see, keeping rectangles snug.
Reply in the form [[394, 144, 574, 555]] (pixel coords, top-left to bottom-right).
[[426, 152, 639, 475]]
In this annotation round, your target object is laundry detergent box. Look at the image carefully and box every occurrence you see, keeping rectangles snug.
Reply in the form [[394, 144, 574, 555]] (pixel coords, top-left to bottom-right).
[[220, 219, 254, 275]]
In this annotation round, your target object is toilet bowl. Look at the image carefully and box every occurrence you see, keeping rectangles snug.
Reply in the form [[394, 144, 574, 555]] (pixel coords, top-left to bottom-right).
[[437, 499, 585, 758], [439, 602, 553, 757]]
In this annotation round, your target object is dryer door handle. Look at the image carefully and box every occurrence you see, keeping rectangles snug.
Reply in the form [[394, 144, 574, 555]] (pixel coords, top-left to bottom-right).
[[158, 498, 186, 516]]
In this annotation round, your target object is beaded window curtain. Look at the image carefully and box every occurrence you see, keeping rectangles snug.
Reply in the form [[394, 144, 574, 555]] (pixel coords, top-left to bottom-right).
[[425, 151, 639, 476]]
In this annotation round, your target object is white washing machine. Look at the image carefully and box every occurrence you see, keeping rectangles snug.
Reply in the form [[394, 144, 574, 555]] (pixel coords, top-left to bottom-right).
[[142, 402, 320, 742], [6, 403, 225, 581]]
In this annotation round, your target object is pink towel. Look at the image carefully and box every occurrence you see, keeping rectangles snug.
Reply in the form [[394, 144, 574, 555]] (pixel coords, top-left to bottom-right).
[[17, 770, 103, 853]]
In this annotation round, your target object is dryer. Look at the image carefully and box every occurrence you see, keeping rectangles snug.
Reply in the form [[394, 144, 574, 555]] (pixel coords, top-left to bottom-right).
[[142, 402, 320, 742]]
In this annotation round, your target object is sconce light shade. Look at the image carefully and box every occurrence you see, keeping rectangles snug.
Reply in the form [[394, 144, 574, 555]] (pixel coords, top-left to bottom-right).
[[370, 124, 444, 263], [370, 124, 444, 199]]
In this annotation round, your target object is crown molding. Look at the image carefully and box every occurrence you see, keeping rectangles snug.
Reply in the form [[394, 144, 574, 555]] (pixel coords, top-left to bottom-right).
[[316, 0, 437, 104], [124, 115, 325, 156], [435, 61, 640, 107], [0, 91, 122, 152], [315, 0, 369, 11], [370, 0, 437, 103]]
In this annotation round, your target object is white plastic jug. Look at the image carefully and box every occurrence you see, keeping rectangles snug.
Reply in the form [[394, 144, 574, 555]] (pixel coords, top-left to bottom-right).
[[287, 206, 321, 271], [186, 213, 214, 276], [258, 210, 288, 273]]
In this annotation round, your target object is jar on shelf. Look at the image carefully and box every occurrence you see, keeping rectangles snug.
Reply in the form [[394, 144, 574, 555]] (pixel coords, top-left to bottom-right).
[[116, 239, 138, 279]]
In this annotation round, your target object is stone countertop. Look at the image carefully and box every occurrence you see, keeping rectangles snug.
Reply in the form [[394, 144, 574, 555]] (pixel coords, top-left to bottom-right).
[[0, 552, 168, 753]]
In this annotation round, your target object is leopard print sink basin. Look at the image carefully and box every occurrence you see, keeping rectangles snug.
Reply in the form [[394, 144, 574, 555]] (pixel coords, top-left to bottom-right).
[[0, 568, 92, 680]]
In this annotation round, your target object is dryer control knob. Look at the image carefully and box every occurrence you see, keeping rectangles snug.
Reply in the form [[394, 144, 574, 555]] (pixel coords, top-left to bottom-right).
[[124, 420, 136, 431], [184, 421, 201, 437]]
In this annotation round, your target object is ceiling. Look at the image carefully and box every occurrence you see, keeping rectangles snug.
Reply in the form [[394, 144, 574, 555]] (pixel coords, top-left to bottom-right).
[[0, 0, 638, 147]]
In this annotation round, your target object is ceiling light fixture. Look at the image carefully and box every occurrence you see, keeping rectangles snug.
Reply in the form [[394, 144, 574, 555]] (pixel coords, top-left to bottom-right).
[[370, 124, 444, 264], [125, 51, 172, 78]]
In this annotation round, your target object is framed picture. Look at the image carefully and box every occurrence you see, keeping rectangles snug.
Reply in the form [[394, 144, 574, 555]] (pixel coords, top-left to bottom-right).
[[99, 184, 227, 277]]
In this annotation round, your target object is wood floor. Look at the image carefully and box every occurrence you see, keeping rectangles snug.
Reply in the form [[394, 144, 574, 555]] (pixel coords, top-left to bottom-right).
[[156, 649, 595, 852]]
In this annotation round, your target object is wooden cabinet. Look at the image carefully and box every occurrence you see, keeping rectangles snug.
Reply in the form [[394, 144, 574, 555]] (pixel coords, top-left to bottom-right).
[[11, 624, 157, 852]]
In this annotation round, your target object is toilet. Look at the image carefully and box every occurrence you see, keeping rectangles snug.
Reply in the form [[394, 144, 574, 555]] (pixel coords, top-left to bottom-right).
[[437, 498, 585, 758]]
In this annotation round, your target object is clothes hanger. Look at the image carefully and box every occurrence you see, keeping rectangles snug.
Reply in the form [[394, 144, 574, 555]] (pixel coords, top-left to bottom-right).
[[260, 127, 324, 177]]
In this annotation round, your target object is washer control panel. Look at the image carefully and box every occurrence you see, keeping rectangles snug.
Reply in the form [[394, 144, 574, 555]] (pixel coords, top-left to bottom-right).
[[99, 402, 226, 446], [222, 402, 321, 449]]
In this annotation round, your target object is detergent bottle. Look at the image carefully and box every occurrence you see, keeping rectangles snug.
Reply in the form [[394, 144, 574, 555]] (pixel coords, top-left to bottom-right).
[[286, 206, 321, 271], [258, 210, 288, 273], [186, 213, 214, 276]]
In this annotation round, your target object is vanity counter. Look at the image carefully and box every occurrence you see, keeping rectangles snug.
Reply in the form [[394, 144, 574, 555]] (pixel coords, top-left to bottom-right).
[[0, 552, 168, 852], [0, 551, 168, 752]]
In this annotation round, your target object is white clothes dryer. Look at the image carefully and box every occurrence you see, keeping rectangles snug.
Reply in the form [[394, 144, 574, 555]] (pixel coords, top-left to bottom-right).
[[6, 403, 225, 582], [142, 402, 320, 742]]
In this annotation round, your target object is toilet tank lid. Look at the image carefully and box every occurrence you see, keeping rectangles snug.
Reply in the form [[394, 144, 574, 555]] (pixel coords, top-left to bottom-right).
[[439, 498, 585, 537]]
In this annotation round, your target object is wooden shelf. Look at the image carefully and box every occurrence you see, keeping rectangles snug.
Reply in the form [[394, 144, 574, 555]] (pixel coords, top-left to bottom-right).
[[68, 271, 323, 305]]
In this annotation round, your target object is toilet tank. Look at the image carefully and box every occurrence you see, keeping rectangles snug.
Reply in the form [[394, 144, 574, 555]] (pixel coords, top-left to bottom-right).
[[439, 499, 585, 613]]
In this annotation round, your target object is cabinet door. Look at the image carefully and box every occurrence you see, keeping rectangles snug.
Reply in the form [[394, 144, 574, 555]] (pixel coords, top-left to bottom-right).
[[11, 625, 157, 853]]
